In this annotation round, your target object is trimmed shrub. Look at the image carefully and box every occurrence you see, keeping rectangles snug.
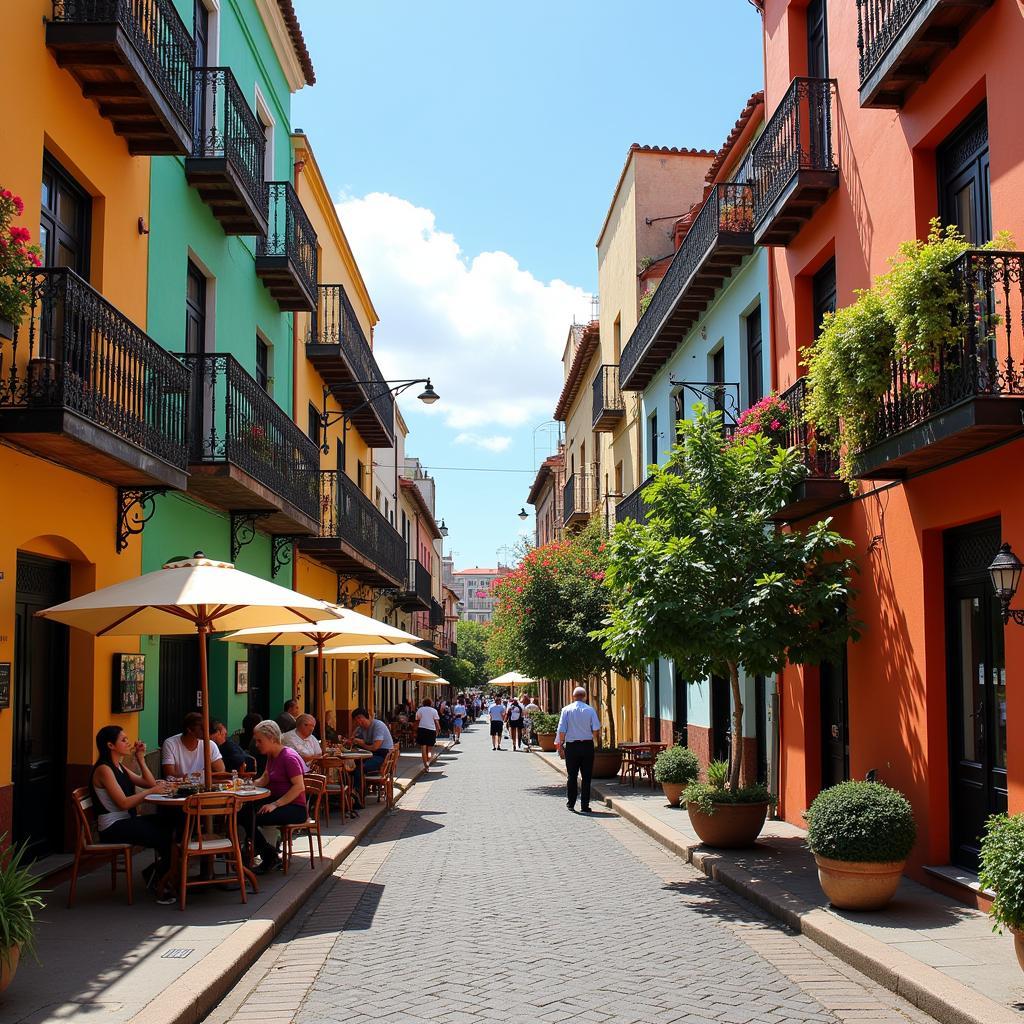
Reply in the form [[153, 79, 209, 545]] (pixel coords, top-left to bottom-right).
[[979, 813, 1024, 933], [654, 745, 700, 785], [805, 781, 916, 863], [530, 712, 560, 735]]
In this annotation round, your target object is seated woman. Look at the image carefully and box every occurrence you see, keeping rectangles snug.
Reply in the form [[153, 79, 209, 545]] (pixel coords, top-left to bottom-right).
[[90, 725, 177, 904], [249, 720, 309, 874]]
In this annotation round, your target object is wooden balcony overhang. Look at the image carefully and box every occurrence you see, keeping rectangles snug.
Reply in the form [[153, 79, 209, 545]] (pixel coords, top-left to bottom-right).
[[295, 536, 404, 589], [859, 0, 996, 109], [771, 477, 849, 523], [186, 463, 318, 535], [0, 406, 187, 490], [306, 345, 393, 447], [752, 169, 838, 247], [593, 406, 625, 432], [394, 591, 431, 612], [185, 157, 269, 235], [854, 395, 1024, 480], [254, 255, 316, 312], [46, 20, 192, 156]]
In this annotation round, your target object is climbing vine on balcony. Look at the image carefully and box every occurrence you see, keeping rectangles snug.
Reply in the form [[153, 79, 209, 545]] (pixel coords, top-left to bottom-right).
[[804, 220, 1014, 482]]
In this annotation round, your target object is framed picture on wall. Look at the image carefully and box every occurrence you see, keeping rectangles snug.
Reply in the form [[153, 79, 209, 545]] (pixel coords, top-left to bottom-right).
[[235, 661, 249, 694], [112, 653, 145, 714]]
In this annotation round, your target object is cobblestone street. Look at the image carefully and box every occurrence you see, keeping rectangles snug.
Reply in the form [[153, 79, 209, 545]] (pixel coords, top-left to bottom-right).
[[212, 729, 940, 1024]]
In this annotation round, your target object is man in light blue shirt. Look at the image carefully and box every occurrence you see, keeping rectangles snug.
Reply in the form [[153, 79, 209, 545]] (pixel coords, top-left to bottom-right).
[[556, 687, 602, 813]]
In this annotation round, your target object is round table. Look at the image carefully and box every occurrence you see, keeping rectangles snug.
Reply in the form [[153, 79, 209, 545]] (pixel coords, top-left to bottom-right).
[[321, 750, 372, 760]]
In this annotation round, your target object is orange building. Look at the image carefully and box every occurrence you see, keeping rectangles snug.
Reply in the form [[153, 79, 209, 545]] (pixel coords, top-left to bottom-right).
[[756, 0, 1024, 894]]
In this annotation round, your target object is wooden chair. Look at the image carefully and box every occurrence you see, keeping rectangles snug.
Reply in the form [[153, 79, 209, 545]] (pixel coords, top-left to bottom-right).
[[320, 756, 354, 825], [68, 787, 136, 908], [365, 746, 401, 809], [279, 774, 325, 874], [177, 791, 246, 911]]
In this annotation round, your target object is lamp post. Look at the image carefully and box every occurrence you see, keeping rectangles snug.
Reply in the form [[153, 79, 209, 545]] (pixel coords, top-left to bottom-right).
[[989, 542, 1024, 625], [518, 507, 528, 521], [319, 377, 439, 462]]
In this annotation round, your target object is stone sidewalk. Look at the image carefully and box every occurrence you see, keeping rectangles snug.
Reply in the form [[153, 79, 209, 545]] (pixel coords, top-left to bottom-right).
[[1, 736, 457, 1024], [533, 749, 1024, 1024]]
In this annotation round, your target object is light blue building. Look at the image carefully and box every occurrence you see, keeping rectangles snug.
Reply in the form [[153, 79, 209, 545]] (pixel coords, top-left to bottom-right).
[[618, 94, 776, 787]]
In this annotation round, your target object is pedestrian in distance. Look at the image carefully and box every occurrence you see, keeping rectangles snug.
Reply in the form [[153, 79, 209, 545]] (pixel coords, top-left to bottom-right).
[[522, 694, 540, 752], [506, 697, 524, 750], [488, 697, 506, 750], [452, 695, 467, 744], [415, 696, 441, 771], [555, 686, 601, 813]]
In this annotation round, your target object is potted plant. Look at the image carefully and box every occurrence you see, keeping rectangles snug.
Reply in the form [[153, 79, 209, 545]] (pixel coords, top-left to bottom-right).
[[683, 760, 775, 847], [0, 188, 43, 342], [530, 711, 560, 753], [805, 781, 916, 910], [979, 812, 1024, 970], [654, 745, 699, 807], [0, 835, 46, 993]]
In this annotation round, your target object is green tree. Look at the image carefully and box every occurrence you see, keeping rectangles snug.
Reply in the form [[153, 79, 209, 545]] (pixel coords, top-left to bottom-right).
[[436, 653, 476, 693], [454, 619, 491, 688], [600, 408, 858, 792], [489, 520, 620, 745]]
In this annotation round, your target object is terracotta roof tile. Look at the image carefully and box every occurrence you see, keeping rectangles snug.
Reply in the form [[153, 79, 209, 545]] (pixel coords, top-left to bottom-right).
[[704, 90, 765, 184], [553, 321, 600, 421], [276, 0, 315, 86]]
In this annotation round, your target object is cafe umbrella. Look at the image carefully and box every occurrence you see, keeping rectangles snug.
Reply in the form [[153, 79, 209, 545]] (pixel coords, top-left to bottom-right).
[[487, 670, 536, 687], [222, 609, 419, 730], [35, 553, 339, 788]]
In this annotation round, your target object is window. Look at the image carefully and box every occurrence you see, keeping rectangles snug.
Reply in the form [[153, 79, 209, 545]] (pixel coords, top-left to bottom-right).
[[938, 105, 991, 245], [185, 261, 207, 355], [40, 155, 90, 275], [307, 403, 321, 450], [746, 304, 764, 407], [254, 85, 275, 183], [615, 462, 623, 495], [255, 335, 271, 392], [375, 487, 381, 509], [711, 347, 726, 415], [812, 259, 837, 337], [357, 460, 365, 491], [807, 0, 828, 78], [613, 314, 622, 362], [648, 411, 658, 467]]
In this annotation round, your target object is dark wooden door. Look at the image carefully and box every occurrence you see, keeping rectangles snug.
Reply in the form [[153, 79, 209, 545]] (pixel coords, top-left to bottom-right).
[[649, 660, 661, 742], [159, 636, 200, 742], [746, 305, 763, 408], [40, 155, 90, 276], [754, 675, 769, 786], [820, 655, 850, 790], [672, 662, 688, 747], [13, 554, 70, 859], [938, 106, 991, 246], [711, 674, 731, 764], [247, 645, 270, 719], [806, 0, 828, 78], [945, 519, 1007, 871]]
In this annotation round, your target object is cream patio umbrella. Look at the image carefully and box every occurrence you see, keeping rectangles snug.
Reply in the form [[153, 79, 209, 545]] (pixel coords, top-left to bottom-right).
[[374, 660, 439, 680], [488, 670, 536, 687], [37, 553, 339, 787], [314, 641, 437, 660], [223, 609, 419, 730]]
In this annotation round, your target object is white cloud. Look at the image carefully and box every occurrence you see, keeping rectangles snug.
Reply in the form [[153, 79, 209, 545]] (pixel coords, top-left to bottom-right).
[[453, 432, 512, 453], [335, 192, 592, 433]]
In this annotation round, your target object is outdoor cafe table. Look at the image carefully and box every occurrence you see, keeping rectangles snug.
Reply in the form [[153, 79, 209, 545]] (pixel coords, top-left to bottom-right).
[[617, 742, 668, 784], [145, 787, 270, 894]]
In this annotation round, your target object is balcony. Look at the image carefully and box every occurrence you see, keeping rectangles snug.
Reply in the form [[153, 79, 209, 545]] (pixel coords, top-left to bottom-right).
[[751, 78, 838, 247], [396, 558, 431, 612], [255, 183, 318, 312], [177, 353, 319, 534], [0, 268, 189, 488], [307, 284, 394, 446], [47, 0, 194, 156], [297, 470, 406, 587], [562, 473, 594, 528], [429, 599, 444, 629], [855, 251, 1024, 480], [771, 378, 848, 522], [620, 184, 755, 391], [857, 0, 995, 109], [592, 364, 625, 431], [185, 67, 267, 235], [616, 478, 652, 526]]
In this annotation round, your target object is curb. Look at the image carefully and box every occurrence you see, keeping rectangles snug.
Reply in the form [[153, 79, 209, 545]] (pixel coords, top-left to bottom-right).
[[532, 750, 1019, 1024], [126, 740, 456, 1024]]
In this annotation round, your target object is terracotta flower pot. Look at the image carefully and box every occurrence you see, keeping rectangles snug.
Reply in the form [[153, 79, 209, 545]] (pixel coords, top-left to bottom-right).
[[0, 945, 20, 994], [686, 800, 769, 848], [592, 748, 624, 779], [536, 733, 557, 753], [814, 854, 906, 910], [1011, 927, 1024, 972], [661, 781, 685, 806]]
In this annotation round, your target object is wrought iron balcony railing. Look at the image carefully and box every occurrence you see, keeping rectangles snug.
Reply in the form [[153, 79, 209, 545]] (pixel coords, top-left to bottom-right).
[[857, 250, 1024, 478], [178, 352, 319, 519], [49, 0, 194, 154], [592, 364, 625, 430], [256, 182, 318, 311], [0, 268, 190, 479], [309, 283, 395, 446], [778, 377, 840, 480], [563, 472, 594, 525], [616, 477, 652, 526], [620, 183, 755, 390], [400, 558, 432, 607], [856, 0, 994, 108], [430, 598, 444, 629], [316, 469, 407, 583], [187, 67, 267, 235], [750, 78, 838, 246]]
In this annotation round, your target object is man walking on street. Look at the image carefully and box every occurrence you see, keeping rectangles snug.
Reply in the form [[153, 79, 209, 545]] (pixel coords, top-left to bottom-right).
[[488, 697, 506, 750], [555, 686, 601, 813]]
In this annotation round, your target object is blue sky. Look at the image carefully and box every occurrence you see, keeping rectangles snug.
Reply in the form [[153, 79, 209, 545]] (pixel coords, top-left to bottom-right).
[[292, 0, 764, 568]]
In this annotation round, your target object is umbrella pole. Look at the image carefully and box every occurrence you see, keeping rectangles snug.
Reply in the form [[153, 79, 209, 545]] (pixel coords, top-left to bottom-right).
[[197, 616, 212, 790], [368, 653, 375, 719], [316, 639, 325, 740]]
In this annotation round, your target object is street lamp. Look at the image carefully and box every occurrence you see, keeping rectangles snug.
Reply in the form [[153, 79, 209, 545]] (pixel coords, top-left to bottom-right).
[[989, 542, 1024, 625], [518, 507, 528, 521], [320, 377, 439, 456], [439, 519, 449, 538]]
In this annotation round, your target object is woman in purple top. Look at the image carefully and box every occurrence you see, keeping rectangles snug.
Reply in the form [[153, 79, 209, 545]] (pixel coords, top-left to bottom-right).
[[250, 720, 308, 874]]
